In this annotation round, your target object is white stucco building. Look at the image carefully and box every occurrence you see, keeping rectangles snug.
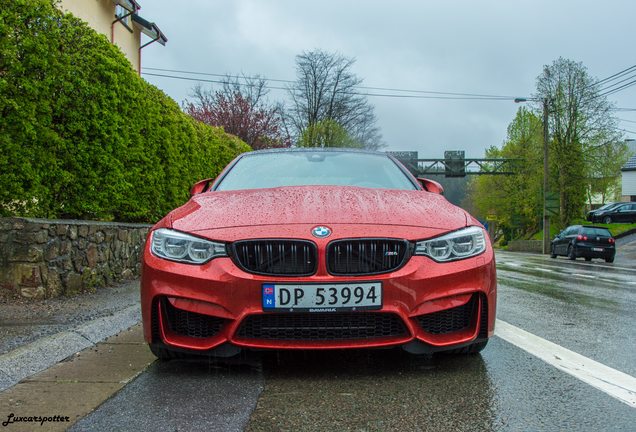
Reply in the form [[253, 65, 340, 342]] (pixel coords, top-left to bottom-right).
[[622, 155, 636, 202], [58, 0, 166, 73]]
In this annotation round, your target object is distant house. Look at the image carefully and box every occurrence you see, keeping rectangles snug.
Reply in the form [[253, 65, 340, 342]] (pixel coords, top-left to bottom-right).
[[58, 0, 167, 73], [622, 155, 636, 202]]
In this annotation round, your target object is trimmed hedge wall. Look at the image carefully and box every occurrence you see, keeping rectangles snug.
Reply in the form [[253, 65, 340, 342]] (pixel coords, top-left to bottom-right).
[[0, 0, 250, 222]]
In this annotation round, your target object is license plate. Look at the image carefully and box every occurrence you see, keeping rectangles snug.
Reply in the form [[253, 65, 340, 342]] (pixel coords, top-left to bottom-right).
[[592, 247, 603, 252], [262, 282, 382, 312]]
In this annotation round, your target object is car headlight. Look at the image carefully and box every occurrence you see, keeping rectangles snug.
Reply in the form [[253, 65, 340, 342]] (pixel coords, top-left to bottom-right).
[[150, 228, 227, 264], [415, 226, 486, 262]]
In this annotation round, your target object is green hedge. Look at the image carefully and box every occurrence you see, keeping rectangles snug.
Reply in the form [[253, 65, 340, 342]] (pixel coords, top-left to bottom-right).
[[0, 0, 250, 222]]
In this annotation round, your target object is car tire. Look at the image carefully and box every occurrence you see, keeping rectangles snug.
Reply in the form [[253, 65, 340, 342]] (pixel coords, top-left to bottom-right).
[[605, 256, 615, 263], [585, 257, 592, 262], [149, 344, 186, 361], [447, 340, 488, 355], [567, 245, 576, 260], [603, 216, 612, 224]]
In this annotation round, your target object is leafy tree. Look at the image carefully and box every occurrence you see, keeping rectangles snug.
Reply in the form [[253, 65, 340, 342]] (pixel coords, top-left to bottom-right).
[[184, 76, 291, 150], [466, 107, 543, 240], [535, 57, 622, 226], [288, 50, 383, 150], [585, 139, 629, 205], [298, 119, 362, 148]]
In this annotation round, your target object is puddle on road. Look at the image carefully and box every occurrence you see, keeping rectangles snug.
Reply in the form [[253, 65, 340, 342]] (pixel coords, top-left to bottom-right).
[[498, 276, 620, 311]]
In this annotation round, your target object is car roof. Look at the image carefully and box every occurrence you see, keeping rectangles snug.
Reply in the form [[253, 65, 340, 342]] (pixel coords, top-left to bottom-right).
[[566, 225, 611, 230], [242, 148, 389, 157]]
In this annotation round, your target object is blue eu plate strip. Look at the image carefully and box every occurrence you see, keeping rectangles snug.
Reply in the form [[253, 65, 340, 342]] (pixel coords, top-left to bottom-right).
[[262, 283, 276, 310]]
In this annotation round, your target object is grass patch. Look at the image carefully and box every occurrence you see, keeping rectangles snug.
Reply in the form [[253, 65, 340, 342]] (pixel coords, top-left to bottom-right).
[[531, 220, 636, 240]]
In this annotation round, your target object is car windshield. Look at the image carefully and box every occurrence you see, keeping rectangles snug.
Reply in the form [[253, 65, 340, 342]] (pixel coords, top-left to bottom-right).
[[581, 227, 612, 236], [215, 151, 417, 191]]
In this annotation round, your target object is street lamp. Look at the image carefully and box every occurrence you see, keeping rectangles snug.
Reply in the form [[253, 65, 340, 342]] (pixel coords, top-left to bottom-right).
[[514, 97, 551, 255]]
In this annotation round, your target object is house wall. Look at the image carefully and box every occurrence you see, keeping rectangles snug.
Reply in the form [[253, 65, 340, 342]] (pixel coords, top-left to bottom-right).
[[58, 0, 140, 72], [622, 171, 636, 201]]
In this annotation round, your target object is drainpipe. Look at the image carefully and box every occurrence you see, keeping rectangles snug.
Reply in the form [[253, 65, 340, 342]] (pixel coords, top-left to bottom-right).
[[111, 9, 136, 43], [138, 35, 160, 76]]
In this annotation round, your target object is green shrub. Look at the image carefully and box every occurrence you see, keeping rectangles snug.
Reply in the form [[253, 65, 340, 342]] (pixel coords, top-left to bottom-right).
[[0, 0, 250, 222]]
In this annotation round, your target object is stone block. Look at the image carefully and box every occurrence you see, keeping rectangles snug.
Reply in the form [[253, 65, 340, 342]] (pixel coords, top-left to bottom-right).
[[78, 224, 89, 238], [121, 268, 134, 280], [59, 240, 71, 255], [46, 269, 63, 297], [104, 228, 116, 243], [68, 226, 78, 240], [3, 263, 45, 298], [14, 229, 48, 245], [8, 244, 43, 263], [59, 255, 73, 271], [78, 238, 88, 250], [44, 238, 61, 261], [86, 244, 98, 268], [24, 222, 43, 232], [117, 229, 129, 242], [20, 285, 46, 299], [94, 231, 105, 243], [64, 272, 83, 296], [56, 224, 69, 236], [12, 219, 26, 230], [73, 254, 85, 273], [81, 269, 100, 293]]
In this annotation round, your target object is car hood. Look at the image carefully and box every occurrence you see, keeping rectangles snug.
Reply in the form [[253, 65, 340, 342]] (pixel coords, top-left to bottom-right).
[[170, 186, 468, 232]]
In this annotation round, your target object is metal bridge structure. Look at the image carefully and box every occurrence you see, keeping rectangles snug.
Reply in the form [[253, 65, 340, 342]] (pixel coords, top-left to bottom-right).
[[387, 151, 519, 177]]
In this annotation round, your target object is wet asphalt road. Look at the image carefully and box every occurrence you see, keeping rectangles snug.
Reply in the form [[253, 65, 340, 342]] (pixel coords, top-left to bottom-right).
[[72, 251, 636, 431]]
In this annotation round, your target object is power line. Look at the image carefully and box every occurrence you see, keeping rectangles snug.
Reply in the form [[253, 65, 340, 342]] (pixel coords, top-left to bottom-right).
[[618, 118, 636, 124], [598, 77, 636, 97], [593, 64, 636, 88], [142, 71, 517, 101], [142, 67, 516, 100], [597, 71, 636, 94]]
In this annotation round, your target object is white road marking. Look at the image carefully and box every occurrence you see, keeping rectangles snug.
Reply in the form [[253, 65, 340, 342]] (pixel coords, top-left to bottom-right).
[[570, 273, 597, 279], [495, 319, 636, 408]]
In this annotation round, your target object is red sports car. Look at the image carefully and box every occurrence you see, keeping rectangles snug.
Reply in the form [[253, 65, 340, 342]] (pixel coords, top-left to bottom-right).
[[141, 149, 496, 359]]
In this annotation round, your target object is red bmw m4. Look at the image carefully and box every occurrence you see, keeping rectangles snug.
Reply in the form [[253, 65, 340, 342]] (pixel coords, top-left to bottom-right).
[[141, 149, 496, 359]]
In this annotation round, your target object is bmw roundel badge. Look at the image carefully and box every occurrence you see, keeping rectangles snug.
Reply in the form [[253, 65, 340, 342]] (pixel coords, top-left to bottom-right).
[[311, 226, 331, 238]]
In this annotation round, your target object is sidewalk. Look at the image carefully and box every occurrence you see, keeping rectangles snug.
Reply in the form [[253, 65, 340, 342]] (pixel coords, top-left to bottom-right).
[[0, 280, 141, 391]]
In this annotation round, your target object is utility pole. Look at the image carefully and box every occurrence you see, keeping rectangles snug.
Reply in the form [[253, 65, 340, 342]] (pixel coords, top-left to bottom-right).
[[542, 98, 550, 255], [514, 97, 551, 254]]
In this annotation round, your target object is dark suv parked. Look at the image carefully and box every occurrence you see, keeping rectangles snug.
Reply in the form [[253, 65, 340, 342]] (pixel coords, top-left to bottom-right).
[[586, 202, 623, 222], [589, 202, 636, 224], [550, 225, 616, 262]]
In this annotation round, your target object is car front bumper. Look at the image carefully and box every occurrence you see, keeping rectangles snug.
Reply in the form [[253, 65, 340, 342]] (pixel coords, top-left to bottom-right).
[[141, 230, 497, 354]]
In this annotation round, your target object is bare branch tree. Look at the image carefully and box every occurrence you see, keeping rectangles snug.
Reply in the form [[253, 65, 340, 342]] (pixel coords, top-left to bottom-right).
[[288, 50, 384, 149]]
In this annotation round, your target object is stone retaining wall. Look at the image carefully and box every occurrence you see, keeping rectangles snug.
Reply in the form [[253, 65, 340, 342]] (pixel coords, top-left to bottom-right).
[[506, 239, 543, 253], [0, 218, 150, 299]]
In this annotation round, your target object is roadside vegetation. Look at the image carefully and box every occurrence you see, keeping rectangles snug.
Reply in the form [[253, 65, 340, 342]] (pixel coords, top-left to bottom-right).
[[0, 0, 250, 222], [464, 58, 630, 244]]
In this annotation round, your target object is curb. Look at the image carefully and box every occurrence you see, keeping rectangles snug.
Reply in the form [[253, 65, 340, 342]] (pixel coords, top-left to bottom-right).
[[0, 305, 140, 392]]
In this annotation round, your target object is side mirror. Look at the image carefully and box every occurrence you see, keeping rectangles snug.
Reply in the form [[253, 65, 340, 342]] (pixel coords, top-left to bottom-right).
[[417, 178, 444, 195], [190, 178, 214, 196]]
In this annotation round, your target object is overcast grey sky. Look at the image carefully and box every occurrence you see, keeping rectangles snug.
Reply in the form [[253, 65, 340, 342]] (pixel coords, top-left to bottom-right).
[[138, 0, 636, 158]]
